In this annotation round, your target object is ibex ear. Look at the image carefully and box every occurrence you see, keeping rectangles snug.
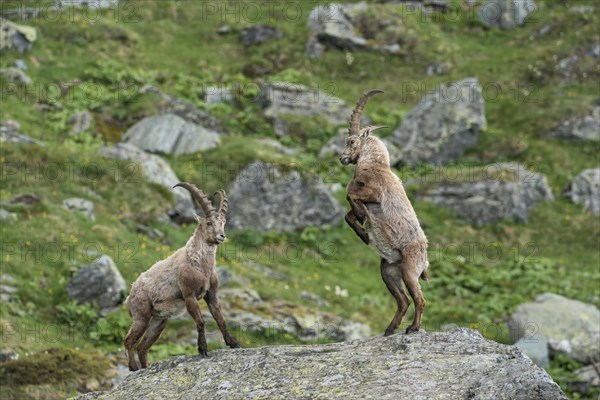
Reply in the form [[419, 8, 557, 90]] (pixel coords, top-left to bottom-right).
[[193, 213, 203, 223], [360, 128, 370, 139]]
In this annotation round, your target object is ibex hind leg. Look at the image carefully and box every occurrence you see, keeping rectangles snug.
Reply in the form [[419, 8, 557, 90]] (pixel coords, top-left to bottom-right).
[[380, 258, 410, 336], [137, 318, 168, 369], [402, 254, 426, 334], [124, 316, 150, 371]]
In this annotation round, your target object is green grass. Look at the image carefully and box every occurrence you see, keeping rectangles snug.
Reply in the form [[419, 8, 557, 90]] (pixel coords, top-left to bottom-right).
[[1, 0, 599, 398]]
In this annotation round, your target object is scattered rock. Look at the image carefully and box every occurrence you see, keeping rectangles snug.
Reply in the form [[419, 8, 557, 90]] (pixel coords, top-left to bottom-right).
[[306, 3, 405, 57], [0, 120, 44, 146], [123, 114, 220, 155], [76, 329, 567, 400], [418, 163, 553, 225], [204, 86, 235, 105], [508, 293, 600, 364], [426, 62, 450, 76], [217, 25, 231, 35], [0, 18, 37, 53], [14, 59, 27, 70], [66, 255, 126, 315], [0, 208, 16, 221], [569, 5, 595, 14], [55, 0, 120, 8], [547, 105, 600, 142], [0, 67, 32, 85], [138, 85, 227, 134], [68, 111, 94, 136], [0, 8, 40, 21], [388, 77, 487, 165], [228, 161, 344, 232], [136, 224, 165, 241], [258, 82, 370, 135], [570, 363, 600, 395], [240, 24, 282, 46], [300, 291, 330, 307], [0, 350, 18, 362], [63, 197, 96, 221], [0, 277, 17, 302], [319, 128, 346, 159], [478, 0, 537, 30], [217, 267, 233, 287], [245, 262, 288, 281], [97, 143, 195, 222], [514, 335, 549, 368], [259, 138, 297, 156], [9, 193, 40, 206], [564, 168, 600, 215]]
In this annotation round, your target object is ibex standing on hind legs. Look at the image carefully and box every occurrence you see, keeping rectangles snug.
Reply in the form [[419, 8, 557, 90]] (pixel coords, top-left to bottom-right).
[[340, 90, 430, 335], [124, 183, 240, 371]]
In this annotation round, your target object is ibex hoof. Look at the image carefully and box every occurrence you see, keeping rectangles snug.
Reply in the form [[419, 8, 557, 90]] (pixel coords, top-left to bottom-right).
[[383, 330, 395, 337], [405, 326, 420, 334], [198, 349, 210, 358], [229, 343, 241, 349]]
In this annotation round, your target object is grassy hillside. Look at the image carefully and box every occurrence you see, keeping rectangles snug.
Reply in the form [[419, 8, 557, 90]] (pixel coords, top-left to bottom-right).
[[1, 0, 599, 398]]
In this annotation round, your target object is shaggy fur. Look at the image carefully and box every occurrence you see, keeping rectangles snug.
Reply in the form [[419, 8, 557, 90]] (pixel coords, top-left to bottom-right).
[[340, 90, 430, 335], [124, 184, 239, 371]]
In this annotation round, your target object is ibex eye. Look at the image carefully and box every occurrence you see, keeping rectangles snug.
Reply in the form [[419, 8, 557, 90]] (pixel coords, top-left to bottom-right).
[[207, 221, 213, 226], [350, 140, 355, 145]]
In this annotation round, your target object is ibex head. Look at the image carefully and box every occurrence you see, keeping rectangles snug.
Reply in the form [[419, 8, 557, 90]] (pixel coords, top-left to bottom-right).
[[340, 89, 387, 165], [173, 183, 228, 245]]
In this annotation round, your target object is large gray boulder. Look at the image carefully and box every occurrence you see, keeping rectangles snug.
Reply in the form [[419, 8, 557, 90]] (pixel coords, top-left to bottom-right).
[[388, 78, 486, 165], [547, 105, 600, 142], [66, 255, 126, 314], [123, 114, 220, 155], [258, 83, 370, 136], [418, 163, 553, 225], [227, 161, 344, 232], [508, 293, 600, 364], [478, 0, 537, 30], [564, 168, 600, 215], [0, 18, 36, 53], [97, 143, 195, 222], [306, 3, 403, 57], [77, 329, 567, 400], [1, 67, 32, 85]]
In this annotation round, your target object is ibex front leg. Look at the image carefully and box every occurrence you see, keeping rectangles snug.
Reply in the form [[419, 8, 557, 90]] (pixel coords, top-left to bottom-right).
[[184, 295, 208, 357], [204, 287, 240, 349]]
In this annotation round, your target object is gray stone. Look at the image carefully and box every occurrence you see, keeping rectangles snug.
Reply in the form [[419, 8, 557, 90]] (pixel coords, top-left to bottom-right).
[[571, 363, 600, 394], [418, 163, 553, 225], [0, 18, 36, 53], [319, 128, 346, 159], [245, 262, 288, 281], [76, 329, 567, 400], [306, 3, 404, 57], [0, 120, 44, 146], [388, 78, 487, 165], [514, 335, 549, 368], [0, 208, 16, 221], [426, 62, 449, 76], [138, 85, 226, 134], [204, 86, 235, 105], [68, 111, 93, 136], [14, 59, 27, 70], [478, 0, 537, 30], [548, 106, 600, 142], [564, 168, 600, 215], [508, 293, 600, 364], [217, 25, 231, 35], [569, 5, 594, 14], [300, 291, 330, 307], [55, 0, 120, 9], [0, 8, 40, 21], [0, 349, 18, 362], [305, 35, 326, 58], [97, 143, 195, 222], [240, 24, 282, 46], [228, 161, 344, 232], [258, 82, 369, 134], [217, 267, 233, 287], [123, 114, 220, 155], [63, 197, 95, 221], [67, 255, 126, 314], [1, 67, 31, 85]]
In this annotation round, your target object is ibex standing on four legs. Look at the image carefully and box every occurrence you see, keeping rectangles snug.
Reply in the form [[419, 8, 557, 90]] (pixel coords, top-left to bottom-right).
[[124, 182, 240, 371], [340, 90, 430, 335]]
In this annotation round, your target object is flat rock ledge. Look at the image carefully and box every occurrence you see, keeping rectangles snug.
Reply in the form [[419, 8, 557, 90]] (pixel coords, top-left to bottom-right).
[[76, 329, 566, 400]]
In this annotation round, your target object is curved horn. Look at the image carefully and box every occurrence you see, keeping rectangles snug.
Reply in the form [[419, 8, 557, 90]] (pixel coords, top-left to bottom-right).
[[214, 189, 228, 215], [367, 125, 389, 133], [172, 182, 215, 216], [348, 89, 384, 136]]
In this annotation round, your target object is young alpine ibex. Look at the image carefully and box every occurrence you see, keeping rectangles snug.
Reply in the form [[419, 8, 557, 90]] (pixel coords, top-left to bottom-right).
[[124, 182, 240, 371], [340, 90, 430, 335]]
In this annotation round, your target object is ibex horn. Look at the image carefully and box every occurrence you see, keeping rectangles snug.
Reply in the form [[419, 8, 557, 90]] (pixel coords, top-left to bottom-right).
[[214, 189, 228, 215], [172, 182, 215, 217], [348, 89, 384, 136]]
